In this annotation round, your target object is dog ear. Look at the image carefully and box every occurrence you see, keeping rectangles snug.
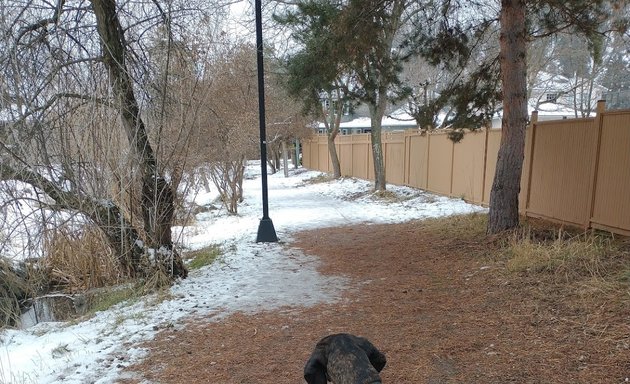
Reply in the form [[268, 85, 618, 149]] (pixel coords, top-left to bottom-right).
[[367, 346, 387, 372], [304, 348, 328, 384], [355, 336, 387, 372]]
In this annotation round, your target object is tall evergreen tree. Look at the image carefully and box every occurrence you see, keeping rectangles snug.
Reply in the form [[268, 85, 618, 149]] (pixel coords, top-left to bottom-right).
[[415, 0, 616, 233], [487, 0, 528, 233], [334, 0, 410, 191], [277, 0, 416, 190], [487, 0, 614, 233], [276, 1, 350, 179]]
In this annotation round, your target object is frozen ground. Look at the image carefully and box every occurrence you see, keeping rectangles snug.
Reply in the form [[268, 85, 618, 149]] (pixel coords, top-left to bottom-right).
[[0, 163, 485, 384]]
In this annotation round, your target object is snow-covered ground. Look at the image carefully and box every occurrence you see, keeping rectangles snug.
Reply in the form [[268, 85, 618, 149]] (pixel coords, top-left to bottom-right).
[[0, 164, 485, 384]]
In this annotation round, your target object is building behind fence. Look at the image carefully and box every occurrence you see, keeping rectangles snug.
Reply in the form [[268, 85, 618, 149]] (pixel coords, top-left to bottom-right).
[[302, 101, 630, 236]]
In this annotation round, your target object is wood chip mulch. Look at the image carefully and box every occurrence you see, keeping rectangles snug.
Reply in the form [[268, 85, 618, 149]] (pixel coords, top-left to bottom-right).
[[122, 221, 630, 383]]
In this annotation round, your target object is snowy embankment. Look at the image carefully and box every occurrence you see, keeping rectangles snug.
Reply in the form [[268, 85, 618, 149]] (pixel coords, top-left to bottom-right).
[[0, 164, 485, 384]]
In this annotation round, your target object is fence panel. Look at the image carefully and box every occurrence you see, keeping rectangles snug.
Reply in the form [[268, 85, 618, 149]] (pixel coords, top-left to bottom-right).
[[302, 138, 312, 169], [591, 111, 630, 234], [405, 132, 428, 189], [367, 138, 375, 181], [301, 106, 630, 236], [316, 136, 329, 172], [351, 134, 371, 180], [483, 130, 502, 205], [452, 130, 487, 203], [384, 132, 406, 185], [525, 118, 596, 226], [337, 135, 353, 176], [426, 133, 454, 195]]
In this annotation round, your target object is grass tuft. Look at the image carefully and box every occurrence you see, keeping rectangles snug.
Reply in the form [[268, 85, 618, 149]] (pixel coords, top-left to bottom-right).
[[86, 285, 138, 315], [618, 268, 630, 283], [302, 174, 335, 185], [504, 226, 629, 283], [420, 213, 488, 239], [371, 190, 399, 201], [184, 246, 221, 270], [51, 343, 71, 359], [140, 268, 173, 293]]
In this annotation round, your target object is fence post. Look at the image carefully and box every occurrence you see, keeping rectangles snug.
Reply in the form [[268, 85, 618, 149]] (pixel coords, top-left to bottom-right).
[[404, 130, 411, 186], [367, 132, 372, 180], [522, 110, 538, 215], [585, 100, 606, 229], [314, 135, 319, 171], [318, 136, 323, 171], [425, 131, 431, 190], [383, 132, 388, 184], [449, 132, 455, 197], [481, 126, 490, 205], [349, 134, 353, 177], [324, 135, 330, 172]]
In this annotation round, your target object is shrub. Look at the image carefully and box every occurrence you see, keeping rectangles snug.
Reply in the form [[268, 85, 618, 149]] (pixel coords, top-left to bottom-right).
[[41, 225, 123, 292], [0, 259, 27, 327]]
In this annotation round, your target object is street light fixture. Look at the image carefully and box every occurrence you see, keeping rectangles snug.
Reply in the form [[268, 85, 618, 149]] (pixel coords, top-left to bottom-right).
[[255, 0, 278, 243]]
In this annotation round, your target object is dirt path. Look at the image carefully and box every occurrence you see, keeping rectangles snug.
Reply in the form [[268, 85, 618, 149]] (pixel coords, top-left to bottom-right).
[[124, 220, 629, 383]]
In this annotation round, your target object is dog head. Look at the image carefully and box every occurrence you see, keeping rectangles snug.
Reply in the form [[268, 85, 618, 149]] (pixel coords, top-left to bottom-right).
[[304, 333, 386, 384]]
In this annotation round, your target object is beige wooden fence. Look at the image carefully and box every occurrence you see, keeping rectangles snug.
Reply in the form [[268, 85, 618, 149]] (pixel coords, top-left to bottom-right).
[[302, 101, 630, 236]]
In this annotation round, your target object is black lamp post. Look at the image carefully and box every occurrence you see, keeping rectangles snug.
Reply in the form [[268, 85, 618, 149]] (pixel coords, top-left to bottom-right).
[[255, 0, 278, 243]]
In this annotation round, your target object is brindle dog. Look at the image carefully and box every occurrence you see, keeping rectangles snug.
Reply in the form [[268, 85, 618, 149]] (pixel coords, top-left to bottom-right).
[[304, 333, 387, 384]]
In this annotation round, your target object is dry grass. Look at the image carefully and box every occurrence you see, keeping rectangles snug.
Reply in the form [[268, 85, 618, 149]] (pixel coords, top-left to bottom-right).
[[184, 245, 221, 270], [41, 225, 123, 293], [301, 174, 335, 185], [370, 190, 399, 201], [140, 268, 174, 293], [501, 223, 630, 350], [504, 226, 628, 282], [424, 214, 630, 316], [420, 212, 488, 239], [0, 259, 27, 327]]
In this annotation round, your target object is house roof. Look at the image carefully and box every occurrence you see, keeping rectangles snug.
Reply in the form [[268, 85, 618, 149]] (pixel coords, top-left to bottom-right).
[[491, 101, 594, 128], [531, 71, 608, 95], [317, 109, 417, 130]]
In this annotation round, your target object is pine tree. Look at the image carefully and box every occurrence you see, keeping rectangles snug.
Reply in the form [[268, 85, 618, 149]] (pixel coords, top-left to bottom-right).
[[277, 0, 415, 190], [415, 0, 616, 233], [276, 0, 349, 179]]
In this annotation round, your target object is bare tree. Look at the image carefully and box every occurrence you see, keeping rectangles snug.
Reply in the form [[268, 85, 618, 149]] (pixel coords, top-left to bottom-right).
[[0, 0, 232, 280], [202, 45, 259, 214], [199, 44, 307, 213]]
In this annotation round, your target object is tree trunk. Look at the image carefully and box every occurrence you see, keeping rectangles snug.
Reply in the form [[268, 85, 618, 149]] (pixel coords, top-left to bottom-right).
[[267, 148, 277, 174], [91, 201, 145, 277], [327, 132, 341, 178], [274, 146, 281, 171], [208, 160, 243, 214], [325, 98, 344, 179], [91, 0, 187, 278], [294, 138, 300, 169], [369, 90, 388, 191], [200, 170, 212, 193], [281, 140, 289, 177], [0, 163, 146, 277], [487, 0, 528, 234], [237, 157, 245, 203], [358, 0, 401, 192]]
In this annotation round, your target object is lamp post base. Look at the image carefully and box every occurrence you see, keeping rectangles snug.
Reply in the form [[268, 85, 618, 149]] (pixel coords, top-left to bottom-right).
[[256, 217, 278, 243]]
